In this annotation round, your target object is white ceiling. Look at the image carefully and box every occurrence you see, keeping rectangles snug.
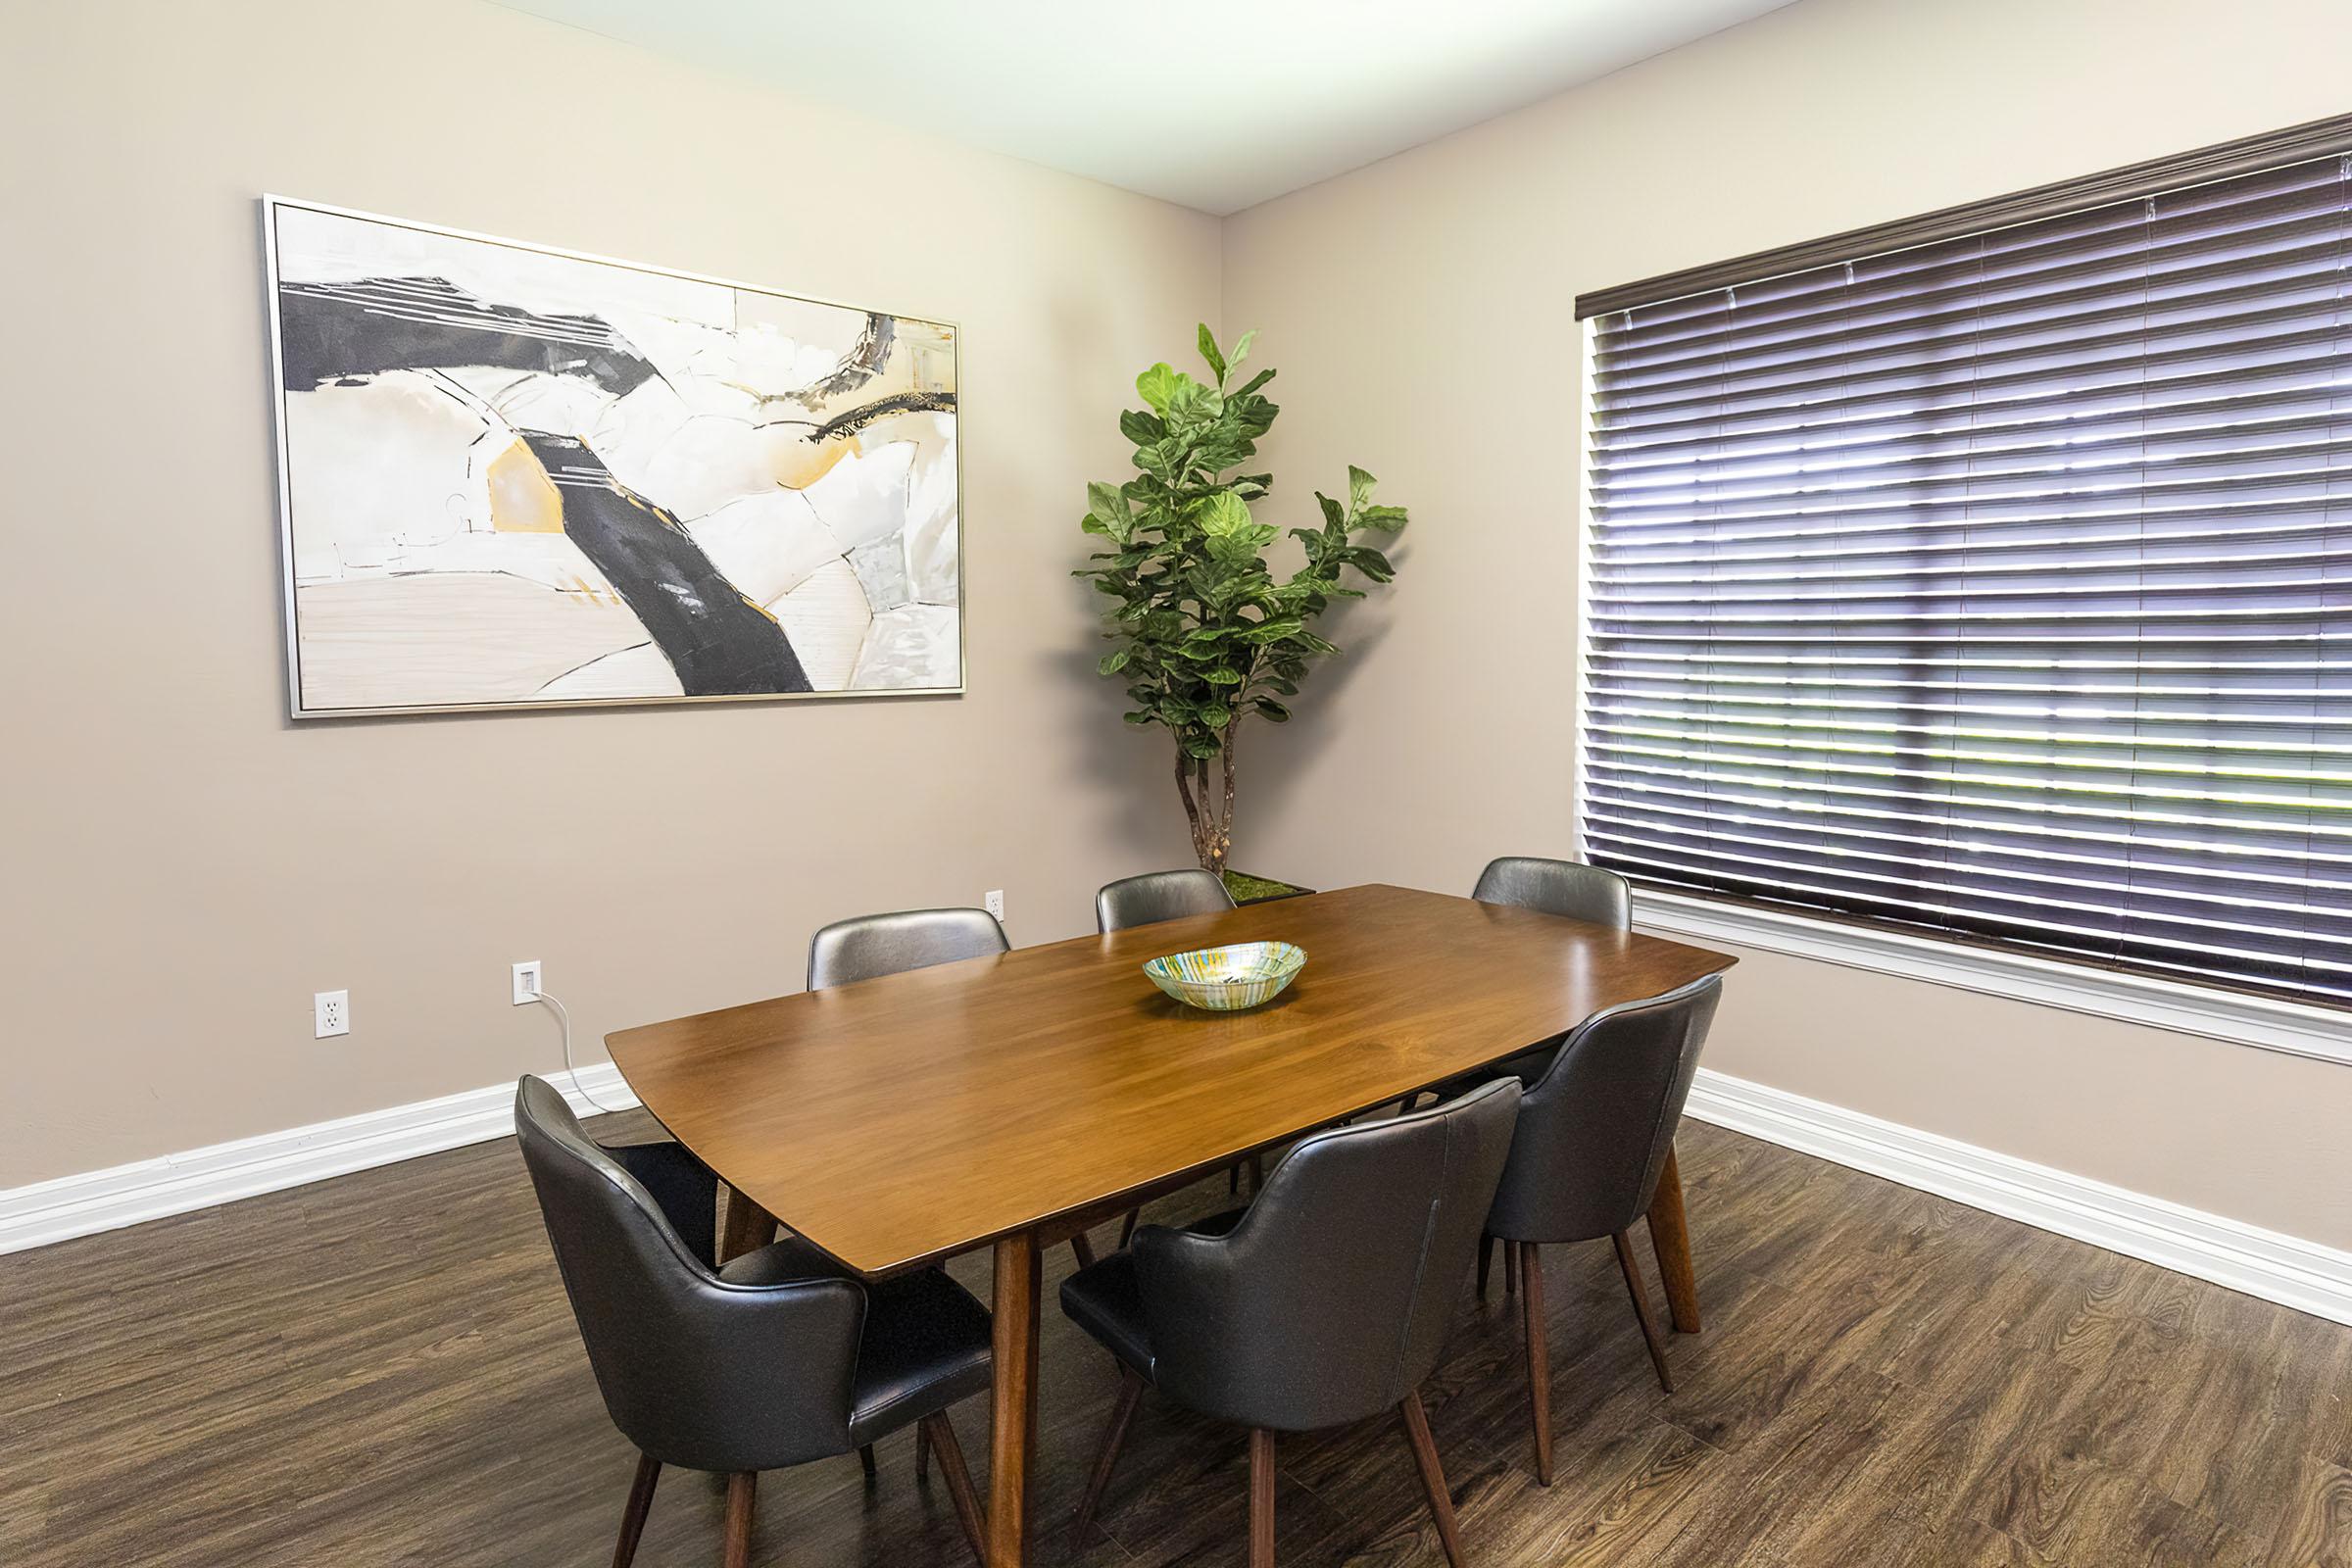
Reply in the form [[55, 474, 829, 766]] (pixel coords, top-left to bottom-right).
[[492, 0, 1799, 215]]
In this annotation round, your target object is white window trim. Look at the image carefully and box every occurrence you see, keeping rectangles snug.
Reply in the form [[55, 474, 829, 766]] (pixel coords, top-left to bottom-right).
[[1570, 322, 2352, 1071]]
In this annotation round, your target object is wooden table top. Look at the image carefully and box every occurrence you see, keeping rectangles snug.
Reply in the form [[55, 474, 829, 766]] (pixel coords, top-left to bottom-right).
[[606, 883, 1734, 1276]]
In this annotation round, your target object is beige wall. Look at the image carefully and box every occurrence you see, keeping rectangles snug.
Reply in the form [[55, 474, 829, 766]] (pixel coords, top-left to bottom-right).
[[0, 0, 1220, 1185], [1221, 0, 2352, 1247]]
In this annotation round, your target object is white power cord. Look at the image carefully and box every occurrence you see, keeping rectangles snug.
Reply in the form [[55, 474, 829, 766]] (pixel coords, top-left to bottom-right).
[[535, 988, 624, 1115]]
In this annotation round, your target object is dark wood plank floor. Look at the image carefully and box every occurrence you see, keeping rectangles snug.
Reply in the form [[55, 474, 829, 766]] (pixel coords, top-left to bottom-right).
[[2, 1116, 2346, 1566]]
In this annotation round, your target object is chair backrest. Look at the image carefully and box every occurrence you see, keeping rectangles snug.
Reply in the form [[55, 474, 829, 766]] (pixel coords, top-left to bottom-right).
[[514, 1076, 864, 1471], [1472, 856, 1632, 930], [1487, 974, 1722, 1245], [1096, 868, 1236, 933], [1133, 1079, 1520, 1432], [807, 906, 1008, 990]]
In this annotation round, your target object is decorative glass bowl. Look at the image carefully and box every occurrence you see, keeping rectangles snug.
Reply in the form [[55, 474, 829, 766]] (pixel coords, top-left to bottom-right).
[[1144, 941, 1306, 1011]]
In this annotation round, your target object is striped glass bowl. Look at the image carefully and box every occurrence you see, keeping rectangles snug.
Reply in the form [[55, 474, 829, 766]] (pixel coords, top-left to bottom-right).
[[1143, 941, 1306, 1011]]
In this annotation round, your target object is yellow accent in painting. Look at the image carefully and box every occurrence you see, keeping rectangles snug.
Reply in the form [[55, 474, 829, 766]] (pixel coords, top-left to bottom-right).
[[486, 441, 564, 533]]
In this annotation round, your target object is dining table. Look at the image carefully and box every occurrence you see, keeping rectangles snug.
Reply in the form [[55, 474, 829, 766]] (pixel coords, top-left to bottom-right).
[[606, 881, 1736, 1567]]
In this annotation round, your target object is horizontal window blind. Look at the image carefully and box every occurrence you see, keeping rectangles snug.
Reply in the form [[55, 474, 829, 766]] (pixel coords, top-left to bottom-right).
[[1582, 149, 2352, 1007]]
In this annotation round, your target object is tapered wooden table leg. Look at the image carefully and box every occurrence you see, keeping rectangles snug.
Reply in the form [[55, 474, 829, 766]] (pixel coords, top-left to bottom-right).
[[718, 1186, 778, 1264], [1647, 1144, 1701, 1334], [988, 1230, 1042, 1567]]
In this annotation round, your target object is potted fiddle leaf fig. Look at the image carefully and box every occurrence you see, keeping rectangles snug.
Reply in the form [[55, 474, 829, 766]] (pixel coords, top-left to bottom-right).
[[1076, 325, 1410, 899]]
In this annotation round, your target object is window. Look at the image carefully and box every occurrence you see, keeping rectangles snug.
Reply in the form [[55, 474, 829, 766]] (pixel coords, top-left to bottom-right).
[[1577, 118, 2352, 1011]]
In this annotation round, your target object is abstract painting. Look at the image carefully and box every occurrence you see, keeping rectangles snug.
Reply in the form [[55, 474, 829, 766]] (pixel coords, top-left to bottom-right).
[[264, 198, 961, 716]]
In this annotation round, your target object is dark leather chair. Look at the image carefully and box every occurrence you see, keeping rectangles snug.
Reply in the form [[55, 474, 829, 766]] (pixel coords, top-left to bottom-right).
[[1472, 855, 1632, 927], [1059, 1079, 1521, 1568], [514, 1076, 993, 1568], [808, 906, 1008, 991], [1095, 868, 1235, 933], [1483, 975, 1721, 1483], [1459, 857, 1632, 1089], [1399, 857, 1637, 1124]]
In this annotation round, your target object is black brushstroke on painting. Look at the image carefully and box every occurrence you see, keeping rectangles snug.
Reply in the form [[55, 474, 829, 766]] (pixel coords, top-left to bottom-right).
[[808, 388, 957, 441], [276, 276, 661, 394], [772, 312, 895, 410], [517, 432, 813, 697]]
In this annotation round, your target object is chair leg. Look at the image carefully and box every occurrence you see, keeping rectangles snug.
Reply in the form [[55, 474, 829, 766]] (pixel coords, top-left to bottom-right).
[[1072, 1365, 1147, 1544], [1230, 1163, 1241, 1196], [1248, 1152, 1267, 1194], [1397, 1392, 1467, 1568], [920, 1411, 989, 1567], [611, 1452, 662, 1568], [1070, 1231, 1098, 1271], [1249, 1428, 1277, 1568], [1647, 1145, 1702, 1334], [1503, 1239, 1519, 1298], [916, 1418, 932, 1482], [1520, 1241, 1553, 1485], [1477, 1233, 1494, 1300], [1118, 1208, 1140, 1249], [858, 1443, 878, 1480], [722, 1471, 758, 1568], [1612, 1230, 1675, 1393]]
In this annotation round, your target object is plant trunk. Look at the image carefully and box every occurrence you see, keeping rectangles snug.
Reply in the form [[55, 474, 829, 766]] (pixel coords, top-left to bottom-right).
[[1173, 724, 1241, 877]]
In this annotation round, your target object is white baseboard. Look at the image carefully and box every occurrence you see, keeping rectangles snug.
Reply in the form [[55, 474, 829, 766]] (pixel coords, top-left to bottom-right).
[[6, 1060, 2347, 1329], [1687, 1067, 2352, 1327], [0, 1066, 638, 1257]]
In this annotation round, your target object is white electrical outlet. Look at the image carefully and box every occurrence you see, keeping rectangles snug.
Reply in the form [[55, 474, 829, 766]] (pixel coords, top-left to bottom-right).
[[512, 959, 543, 1005], [984, 889, 1005, 921], [315, 990, 349, 1039]]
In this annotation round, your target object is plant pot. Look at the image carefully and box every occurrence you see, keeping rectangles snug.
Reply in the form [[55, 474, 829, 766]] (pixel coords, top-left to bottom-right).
[[1221, 870, 1314, 906]]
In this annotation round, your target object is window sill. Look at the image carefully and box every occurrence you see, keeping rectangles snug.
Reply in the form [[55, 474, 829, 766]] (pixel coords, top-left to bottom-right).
[[1631, 888, 2352, 1069]]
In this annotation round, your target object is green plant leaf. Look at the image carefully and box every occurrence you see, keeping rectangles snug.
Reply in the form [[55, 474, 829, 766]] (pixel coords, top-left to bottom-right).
[[1098, 648, 1131, 675], [1245, 617, 1304, 643], [1166, 374, 1223, 424], [1230, 329, 1257, 369], [1197, 322, 1227, 383], [1118, 409, 1164, 445], [1199, 488, 1252, 534], [1348, 465, 1376, 512], [1253, 698, 1291, 721], [1136, 362, 1180, 414], [1086, 480, 1132, 542]]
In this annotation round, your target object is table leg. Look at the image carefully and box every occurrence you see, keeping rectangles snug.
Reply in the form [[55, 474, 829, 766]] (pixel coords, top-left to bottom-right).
[[988, 1230, 1041, 1567], [718, 1186, 778, 1265], [1647, 1144, 1701, 1334]]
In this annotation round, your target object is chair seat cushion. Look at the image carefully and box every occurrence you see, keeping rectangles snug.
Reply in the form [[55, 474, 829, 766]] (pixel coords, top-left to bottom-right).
[[1060, 1250, 1152, 1378], [846, 1267, 994, 1444], [720, 1238, 993, 1445], [1058, 1208, 1248, 1382]]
